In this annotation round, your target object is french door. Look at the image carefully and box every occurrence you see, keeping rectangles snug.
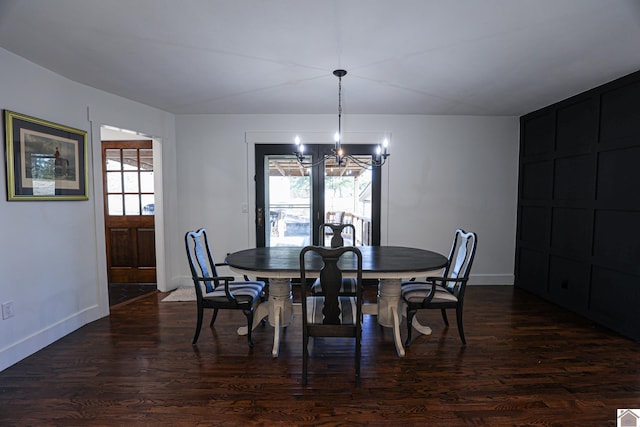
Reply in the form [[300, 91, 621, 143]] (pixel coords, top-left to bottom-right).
[[255, 144, 381, 247]]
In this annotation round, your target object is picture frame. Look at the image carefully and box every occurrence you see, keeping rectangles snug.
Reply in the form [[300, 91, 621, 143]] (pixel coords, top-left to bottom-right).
[[4, 110, 88, 201]]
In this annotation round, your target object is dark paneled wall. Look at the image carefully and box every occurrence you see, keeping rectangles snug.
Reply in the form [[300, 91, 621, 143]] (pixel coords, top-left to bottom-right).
[[516, 70, 640, 342]]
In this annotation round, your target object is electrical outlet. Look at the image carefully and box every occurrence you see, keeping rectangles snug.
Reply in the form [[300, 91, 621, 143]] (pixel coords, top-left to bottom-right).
[[2, 301, 14, 319]]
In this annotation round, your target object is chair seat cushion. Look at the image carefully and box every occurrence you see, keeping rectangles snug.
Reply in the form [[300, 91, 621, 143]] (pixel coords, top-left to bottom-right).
[[401, 283, 458, 304], [306, 296, 358, 325], [203, 281, 265, 303], [310, 277, 357, 295]]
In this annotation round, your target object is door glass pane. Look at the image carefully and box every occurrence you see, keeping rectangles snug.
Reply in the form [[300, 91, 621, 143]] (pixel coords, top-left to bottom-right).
[[324, 155, 372, 246], [139, 149, 153, 170], [266, 155, 311, 247], [122, 149, 138, 169], [140, 171, 154, 192], [141, 195, 155, 215], [108, 194, 123, 215], [123, 171, 139, 193], [105, 149, 121, 170], [124, 194, 140, 215], [106, 171, 122, 192]]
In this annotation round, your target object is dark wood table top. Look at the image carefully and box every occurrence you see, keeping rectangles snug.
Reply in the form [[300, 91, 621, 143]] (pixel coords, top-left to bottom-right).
[[225, 246, 449, 279]]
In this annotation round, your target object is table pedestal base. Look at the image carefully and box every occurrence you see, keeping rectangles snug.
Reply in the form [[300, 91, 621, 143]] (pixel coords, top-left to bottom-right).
[[236, 278, 292, 357], [377, 279, 406, 356], [377, 279, 432, 356]]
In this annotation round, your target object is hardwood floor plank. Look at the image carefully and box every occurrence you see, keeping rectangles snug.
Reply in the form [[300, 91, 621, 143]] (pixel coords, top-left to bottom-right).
[[1, 285, 638, 426]]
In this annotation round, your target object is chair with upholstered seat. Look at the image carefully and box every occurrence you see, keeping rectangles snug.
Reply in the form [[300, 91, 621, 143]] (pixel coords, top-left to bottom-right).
[[310, 223, 358, 296], [185, 228, 266, 347], [401, 229, 477, 346], [300, 245, 363, 386]]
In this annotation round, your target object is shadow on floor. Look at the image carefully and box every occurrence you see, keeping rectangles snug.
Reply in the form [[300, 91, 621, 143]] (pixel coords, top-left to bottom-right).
[[108, 283, 157, 307]]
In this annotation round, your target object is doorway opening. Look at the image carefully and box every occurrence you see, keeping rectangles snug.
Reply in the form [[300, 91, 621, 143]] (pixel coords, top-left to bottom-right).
[[101, 126, 157, 307]]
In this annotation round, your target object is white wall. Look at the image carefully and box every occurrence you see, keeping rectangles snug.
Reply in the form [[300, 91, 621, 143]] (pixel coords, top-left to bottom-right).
[[381, 115, 519, 285], [173, 114, 519, 287], [0, 48, 177, 371]]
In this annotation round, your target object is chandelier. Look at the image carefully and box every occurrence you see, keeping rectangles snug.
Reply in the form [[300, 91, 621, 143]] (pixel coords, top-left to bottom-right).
[[294, 69, 389, 169]]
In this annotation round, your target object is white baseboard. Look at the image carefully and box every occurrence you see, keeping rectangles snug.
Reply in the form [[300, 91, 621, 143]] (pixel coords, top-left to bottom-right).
[[0, 304, 103, 372]]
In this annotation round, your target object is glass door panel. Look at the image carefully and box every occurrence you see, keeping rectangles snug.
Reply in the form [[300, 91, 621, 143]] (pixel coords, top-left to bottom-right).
[[256, 144, 380, 247], [324, 155, 373, 246], [265, 155, 311, 247]]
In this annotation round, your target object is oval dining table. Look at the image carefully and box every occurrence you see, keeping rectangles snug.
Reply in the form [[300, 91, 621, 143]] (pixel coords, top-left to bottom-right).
[[225, 246, 448, 357]]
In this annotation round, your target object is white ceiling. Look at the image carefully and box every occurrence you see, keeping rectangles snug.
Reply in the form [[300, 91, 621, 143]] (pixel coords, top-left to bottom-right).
[[1, 0, 639, 116]]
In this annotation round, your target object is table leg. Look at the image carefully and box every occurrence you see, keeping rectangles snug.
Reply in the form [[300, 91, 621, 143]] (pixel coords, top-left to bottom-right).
[[377, 279, 405, 357], [410, 318, 433, 335], [271, 303, 281, 357], [236, 302, 269, 336], [269, 279, 293, 357], [236, 278, 293, 357], [397, 299, 432, 336]]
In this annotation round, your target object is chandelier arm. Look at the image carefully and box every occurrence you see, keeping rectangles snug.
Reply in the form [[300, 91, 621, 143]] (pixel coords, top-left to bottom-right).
[[344, 154, 389, 169], [294, 153, 334, 169]]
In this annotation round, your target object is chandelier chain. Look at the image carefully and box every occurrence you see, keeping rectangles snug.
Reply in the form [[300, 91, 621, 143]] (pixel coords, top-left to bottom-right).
[[337, 75, 343, 134]]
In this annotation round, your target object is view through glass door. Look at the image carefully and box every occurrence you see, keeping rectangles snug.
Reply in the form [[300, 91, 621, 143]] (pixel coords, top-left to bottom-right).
[[323, 153, 376, 247], [255, 144, 381, 247]]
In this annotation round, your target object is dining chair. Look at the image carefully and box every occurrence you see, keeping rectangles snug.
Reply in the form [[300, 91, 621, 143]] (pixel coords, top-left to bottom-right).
[[310, 223, 358, 296], [185, 228, 266, 347], [401, 229, 477, 346], [326, 210, 345, 225], [300, 245, 364, 386], [320, 222, 356, 247]]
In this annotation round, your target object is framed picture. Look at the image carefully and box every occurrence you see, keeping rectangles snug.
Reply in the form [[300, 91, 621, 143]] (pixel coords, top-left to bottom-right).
[[4, 110, 88, 201]]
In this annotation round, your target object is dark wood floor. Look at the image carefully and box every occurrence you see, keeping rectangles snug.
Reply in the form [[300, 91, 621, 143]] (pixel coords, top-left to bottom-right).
[[108, 283, 157, 307], [1, 285, 638, 426]]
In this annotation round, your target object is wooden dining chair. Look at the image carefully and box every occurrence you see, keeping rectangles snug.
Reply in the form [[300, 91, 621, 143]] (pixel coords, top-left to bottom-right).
[[401, 229, 477, 346], [185, 228, 266, 347], [320, 222, 356, 247], [310, 223, 358, 296], [300, 245, 364, 386]]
